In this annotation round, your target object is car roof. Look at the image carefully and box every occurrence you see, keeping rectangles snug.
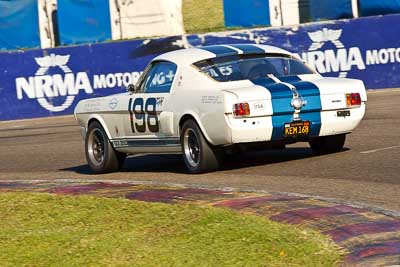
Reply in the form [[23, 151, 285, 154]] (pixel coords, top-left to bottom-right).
[[153, 44, 292, 66]]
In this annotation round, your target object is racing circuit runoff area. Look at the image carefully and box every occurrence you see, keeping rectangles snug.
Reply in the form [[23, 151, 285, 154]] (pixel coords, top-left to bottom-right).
[[0, 89, 399, 212]]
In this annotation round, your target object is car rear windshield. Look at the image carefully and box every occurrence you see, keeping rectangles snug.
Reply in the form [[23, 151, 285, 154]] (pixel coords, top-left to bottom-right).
[[193, 54, 315, 82]]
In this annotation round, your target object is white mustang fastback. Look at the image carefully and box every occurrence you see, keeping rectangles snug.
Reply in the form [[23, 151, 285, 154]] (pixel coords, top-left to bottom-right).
[[74, 44, 367, 174]]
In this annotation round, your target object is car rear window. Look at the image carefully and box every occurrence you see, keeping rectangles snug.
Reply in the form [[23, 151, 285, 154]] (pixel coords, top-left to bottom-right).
[[194, 54, 315, 82]]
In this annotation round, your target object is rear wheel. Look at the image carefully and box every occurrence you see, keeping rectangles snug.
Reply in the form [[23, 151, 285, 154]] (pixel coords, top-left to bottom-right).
[[309, 134, 346, 155], [181, 120, 220, 174], [85, 121, 125, 174]]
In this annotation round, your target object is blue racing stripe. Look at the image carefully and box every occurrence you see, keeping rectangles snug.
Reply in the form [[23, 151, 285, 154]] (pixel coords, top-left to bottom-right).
[[279, 76, 301, 84], [229, 44, 266, 54], [200, 45, 239, 57], [253, 76, 323, 139], [253, 78, 294, 140], [283, 79, 322, 137]]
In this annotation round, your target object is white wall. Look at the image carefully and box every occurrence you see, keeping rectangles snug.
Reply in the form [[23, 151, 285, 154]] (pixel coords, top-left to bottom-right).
[[281, 0, 301, 26], [269, 0, 302, 26], [109, 0, 185, 40], [269, 0, 283, 26]]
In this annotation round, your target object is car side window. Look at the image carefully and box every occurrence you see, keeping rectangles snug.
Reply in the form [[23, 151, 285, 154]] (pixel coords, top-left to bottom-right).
[[142, 62, 177, 93]]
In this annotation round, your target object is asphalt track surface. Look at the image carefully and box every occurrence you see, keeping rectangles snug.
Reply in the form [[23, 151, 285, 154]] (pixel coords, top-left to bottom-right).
[[0, 90, 399, 211]]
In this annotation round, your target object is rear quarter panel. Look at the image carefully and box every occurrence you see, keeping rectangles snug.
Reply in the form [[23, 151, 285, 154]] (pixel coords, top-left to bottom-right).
[[300, 75, 367, 136], [170, 66, 241, 145]]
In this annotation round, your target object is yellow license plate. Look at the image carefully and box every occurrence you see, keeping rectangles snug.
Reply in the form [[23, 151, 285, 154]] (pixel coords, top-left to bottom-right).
[[284, 121, 310, 137]]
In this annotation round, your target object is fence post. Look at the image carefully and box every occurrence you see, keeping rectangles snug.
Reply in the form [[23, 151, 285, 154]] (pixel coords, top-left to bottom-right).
[[38, 0, 58, 48], [352, 0, 359, 17]]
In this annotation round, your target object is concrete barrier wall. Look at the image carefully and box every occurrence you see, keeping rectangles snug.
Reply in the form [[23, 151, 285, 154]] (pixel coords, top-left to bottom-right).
[[1, 14, 399, 121]]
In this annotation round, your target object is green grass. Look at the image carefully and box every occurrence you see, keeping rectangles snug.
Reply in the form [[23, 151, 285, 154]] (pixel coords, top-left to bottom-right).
[[182, 0, 226, 33], [0, 193, 343, 266]]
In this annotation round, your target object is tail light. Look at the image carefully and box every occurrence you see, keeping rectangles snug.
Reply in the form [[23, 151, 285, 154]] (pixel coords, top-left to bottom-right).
[[346, 93, 361, 107], [233, 103, 250, 117]]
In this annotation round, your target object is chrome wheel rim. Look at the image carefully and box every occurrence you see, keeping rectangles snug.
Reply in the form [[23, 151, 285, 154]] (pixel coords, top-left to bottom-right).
[[88, 129, 105, 166], [183, 128, 200, 167]]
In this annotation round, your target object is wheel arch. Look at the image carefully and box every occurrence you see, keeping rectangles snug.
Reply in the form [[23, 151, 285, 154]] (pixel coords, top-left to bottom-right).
[[178, 113, 215, 145], [87, 115, 113, 140]]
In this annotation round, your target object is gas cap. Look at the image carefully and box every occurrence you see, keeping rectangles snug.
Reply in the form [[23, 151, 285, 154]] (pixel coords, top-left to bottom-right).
[[291, 97, 307, 110]]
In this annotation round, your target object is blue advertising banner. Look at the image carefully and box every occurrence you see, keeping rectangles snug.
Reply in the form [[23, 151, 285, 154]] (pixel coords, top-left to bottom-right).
[[309, 0, 353, 21], [1, 14, 400, 121], [57, 0, 112, 45], [360, 0, 400, 16], [0, 40, 152, 120], [223, 0, 270, 27], [0, 0, 40, 51]]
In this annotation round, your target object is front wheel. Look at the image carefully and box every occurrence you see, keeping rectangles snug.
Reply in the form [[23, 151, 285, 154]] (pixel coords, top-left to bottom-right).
[[181, 120, 220, 174], [309, 134, 346, 155], [85, 121, 125, 174]]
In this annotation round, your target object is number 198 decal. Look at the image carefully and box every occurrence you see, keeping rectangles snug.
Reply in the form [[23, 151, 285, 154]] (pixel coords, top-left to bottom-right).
[[128, 98, 159, 133]]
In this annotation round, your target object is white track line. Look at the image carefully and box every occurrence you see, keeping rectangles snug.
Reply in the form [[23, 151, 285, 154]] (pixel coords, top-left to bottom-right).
[[360, 145, 400, 154]]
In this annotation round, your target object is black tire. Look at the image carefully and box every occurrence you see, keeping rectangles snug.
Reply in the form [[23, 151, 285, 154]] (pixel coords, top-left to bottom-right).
[[309, 134, 346, 155], [85, 121, 125, 174], [181, 120, 220, 174]]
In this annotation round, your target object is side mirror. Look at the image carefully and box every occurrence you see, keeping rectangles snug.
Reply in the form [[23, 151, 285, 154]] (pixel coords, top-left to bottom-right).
[[127, 84, 137, 93]]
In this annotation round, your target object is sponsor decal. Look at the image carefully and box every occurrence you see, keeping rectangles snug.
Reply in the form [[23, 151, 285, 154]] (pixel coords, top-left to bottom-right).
[[201, 95, 222, 105], [155, 97, 164, 108], [112, 140, 128, 147], [15, 54, 143, 112], [109, 97, 118, 110], [253, 101, 266, 111]]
